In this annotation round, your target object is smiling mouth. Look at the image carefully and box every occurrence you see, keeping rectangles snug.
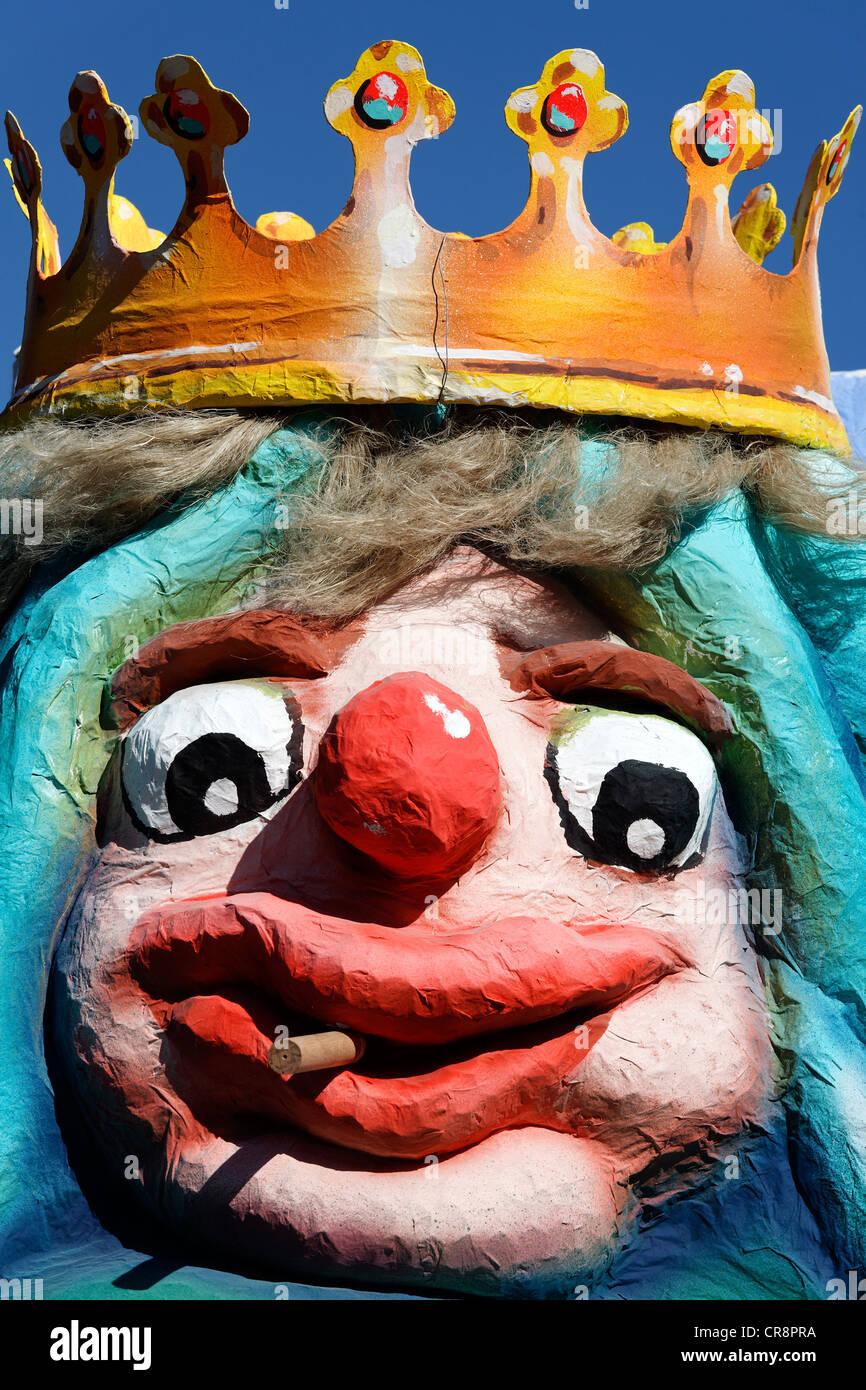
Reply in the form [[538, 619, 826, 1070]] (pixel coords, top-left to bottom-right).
[[130, 892, 687, 1160]]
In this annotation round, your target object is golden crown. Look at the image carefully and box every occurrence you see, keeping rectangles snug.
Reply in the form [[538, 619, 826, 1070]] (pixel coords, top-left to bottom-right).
[[3, 41, 860, 450]]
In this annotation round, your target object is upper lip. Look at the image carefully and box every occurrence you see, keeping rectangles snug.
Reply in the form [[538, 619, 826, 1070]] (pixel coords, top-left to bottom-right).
[[130, 891, 689, 1048]]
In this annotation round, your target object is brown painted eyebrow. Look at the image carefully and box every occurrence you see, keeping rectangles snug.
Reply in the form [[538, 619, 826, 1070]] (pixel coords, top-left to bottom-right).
[[108, 618, 732, 750], [107, 610, 341, 730], [508, 641, 733, 746]]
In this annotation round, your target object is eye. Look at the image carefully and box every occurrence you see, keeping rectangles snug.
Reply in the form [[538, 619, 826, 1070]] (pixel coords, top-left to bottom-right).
[[121, 681, 303, 841], [545, 709, 719, 873]]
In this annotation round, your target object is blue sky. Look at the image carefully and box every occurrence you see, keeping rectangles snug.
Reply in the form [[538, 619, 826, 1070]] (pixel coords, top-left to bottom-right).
[[0, 0, 863, 389]]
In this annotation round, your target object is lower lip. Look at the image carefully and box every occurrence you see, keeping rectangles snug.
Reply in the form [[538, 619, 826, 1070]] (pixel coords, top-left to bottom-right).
[[166, 989, 613, 1159]]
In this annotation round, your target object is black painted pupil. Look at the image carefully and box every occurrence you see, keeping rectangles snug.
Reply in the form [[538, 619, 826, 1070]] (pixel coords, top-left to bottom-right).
[[547, 750, 701, 871], [591, 760, 700, 869], [165, 732, 278, 836]]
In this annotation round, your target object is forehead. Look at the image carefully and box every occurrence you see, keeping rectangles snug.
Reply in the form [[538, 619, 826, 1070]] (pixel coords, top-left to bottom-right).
[[358, 552, 612, 652]]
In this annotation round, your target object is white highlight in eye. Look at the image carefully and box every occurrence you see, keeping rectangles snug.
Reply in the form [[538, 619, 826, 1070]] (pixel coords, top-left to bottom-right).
[[204, 778, 240, 817], [553, 709, 718, 870], [424, 691, 471, 739], [122, 681, 296, 838], [626, 817, 667, 859]]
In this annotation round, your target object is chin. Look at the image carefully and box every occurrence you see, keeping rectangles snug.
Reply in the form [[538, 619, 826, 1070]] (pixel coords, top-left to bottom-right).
[[154, 1127, 629, 1298]]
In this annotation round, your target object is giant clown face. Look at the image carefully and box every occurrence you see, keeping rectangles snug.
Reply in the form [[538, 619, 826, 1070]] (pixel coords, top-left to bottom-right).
[[51, 549, 771, 1297]]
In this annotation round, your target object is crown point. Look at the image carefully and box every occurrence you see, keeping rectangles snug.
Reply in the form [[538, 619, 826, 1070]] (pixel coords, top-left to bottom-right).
[[824, 106, 861, 194], [671, 74, 772, 192], [732, 184, 786, 264], [141, 56, 248, 207], [5, 111, 60, 278], [256, 210, 315, 241], [505, 51, 628, 156], [60, 71, 133, 187], [503, 51, 626, 251], [612, 221, 667, 254], [791, 105, 860, 264], [326, 41, 454, 146], [5, 110, 40, 205], [326, 42, 453, 220]]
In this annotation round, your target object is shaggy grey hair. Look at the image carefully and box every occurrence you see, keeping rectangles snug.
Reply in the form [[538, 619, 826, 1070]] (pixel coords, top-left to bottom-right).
[[0, 405, 862, 621], [260, 409, 866, 617], [0, 409, 281, 615]]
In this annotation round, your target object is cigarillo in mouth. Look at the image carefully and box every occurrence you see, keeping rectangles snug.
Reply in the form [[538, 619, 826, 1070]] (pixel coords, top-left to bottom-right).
[[268, 1030, 366, 1077]]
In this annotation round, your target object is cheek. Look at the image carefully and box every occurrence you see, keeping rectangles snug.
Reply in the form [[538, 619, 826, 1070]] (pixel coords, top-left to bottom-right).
[[95, 763, 293, 909], [51, 923, 207, 1159], [451, 726, 747, 934], [570, 970, 773, 1147], [52, 894, 154, 1117]]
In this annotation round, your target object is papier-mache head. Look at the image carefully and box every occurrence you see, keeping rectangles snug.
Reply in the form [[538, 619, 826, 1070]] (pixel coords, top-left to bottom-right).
[[2, 37, 866, 1304]]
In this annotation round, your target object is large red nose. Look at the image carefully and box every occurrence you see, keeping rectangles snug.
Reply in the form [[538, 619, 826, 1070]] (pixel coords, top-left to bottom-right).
[[314, 673, 500, 879]]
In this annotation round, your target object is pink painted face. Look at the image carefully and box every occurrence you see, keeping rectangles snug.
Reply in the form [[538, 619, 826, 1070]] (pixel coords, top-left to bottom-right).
[[53, 551, 772, 1297]]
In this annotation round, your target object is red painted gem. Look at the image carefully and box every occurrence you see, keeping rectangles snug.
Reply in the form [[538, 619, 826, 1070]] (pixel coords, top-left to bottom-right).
[[14, 146, 34, 195], [79, 106, 107, 163], [355, 71, 409, 129], [541, 82, 588, 137], [315, 673, 500, 879], [696, 108, 738, 165], [165, 89, 210, 140], [827, 138, 848, 184]]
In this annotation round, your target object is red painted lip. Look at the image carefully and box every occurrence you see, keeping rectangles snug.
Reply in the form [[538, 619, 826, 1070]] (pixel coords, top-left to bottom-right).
[[130, 893, 687, 1158]]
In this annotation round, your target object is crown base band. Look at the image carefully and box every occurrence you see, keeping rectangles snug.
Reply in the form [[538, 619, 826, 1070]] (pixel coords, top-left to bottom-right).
[[4, 358, 849, 454]]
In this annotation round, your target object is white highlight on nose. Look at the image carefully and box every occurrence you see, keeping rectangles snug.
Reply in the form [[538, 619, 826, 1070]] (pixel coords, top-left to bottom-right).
[[424, 691, 471, 739]]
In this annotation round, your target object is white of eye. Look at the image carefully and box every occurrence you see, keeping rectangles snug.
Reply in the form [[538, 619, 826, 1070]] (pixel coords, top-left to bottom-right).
[[554, 710, 718, 868], [122, 681, 296, 838]]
